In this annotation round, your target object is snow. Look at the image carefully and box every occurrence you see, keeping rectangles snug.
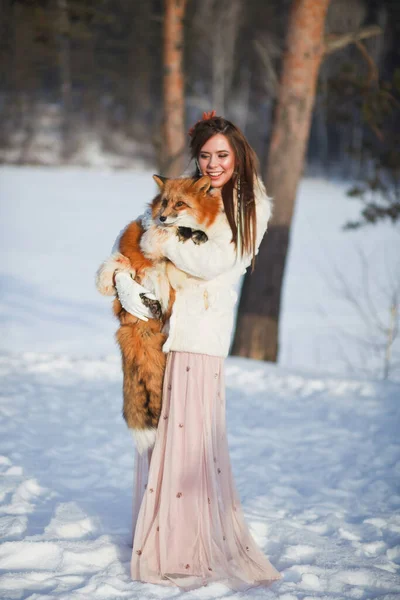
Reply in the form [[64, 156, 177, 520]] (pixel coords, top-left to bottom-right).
[[0, 354, 399, 598], [279, 178, 400, 381], [0, 167, 155, 355], [0, 166, 400, 598]]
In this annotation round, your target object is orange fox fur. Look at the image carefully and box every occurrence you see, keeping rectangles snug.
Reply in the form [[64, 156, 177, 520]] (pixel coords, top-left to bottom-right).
[[107, 176, 222, 450], [112, 222, 173, 436]]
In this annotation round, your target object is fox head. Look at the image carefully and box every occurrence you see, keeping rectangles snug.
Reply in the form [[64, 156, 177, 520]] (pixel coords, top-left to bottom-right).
[[150, 175, 222, 230]]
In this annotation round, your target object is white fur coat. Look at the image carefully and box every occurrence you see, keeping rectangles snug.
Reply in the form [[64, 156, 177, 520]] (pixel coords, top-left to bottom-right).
[[98, 177, 272, 358]]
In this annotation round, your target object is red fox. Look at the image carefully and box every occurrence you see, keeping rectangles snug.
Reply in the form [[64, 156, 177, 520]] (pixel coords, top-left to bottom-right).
[[96, 175, 222, 453]]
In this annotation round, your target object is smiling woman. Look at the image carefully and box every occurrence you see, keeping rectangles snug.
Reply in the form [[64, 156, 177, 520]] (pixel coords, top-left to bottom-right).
[[96, 113, 281, 591], [189, 114, 260, 268]]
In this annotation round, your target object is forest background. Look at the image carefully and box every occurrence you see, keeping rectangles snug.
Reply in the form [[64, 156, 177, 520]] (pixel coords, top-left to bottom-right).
[[1, 0, 398, 174]]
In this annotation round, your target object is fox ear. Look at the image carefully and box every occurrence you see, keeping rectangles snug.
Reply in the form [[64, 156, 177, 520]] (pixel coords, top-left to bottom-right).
[[153, 175, 169, 189], [192, 175, 211, 193]]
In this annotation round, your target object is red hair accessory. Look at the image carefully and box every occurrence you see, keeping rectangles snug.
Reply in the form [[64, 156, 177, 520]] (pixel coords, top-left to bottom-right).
[[188, 110, 217, 137]]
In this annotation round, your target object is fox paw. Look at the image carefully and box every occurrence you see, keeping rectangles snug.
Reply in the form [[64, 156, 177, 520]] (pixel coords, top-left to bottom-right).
[[140, 293, 162, 320], [176, 227, 208, 245], [192, 229, 208, 245], [176, 226, 193, 242]]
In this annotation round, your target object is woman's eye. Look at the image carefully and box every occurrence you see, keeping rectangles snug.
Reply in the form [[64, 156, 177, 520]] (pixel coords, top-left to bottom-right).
[[218, 154, 228, 158]]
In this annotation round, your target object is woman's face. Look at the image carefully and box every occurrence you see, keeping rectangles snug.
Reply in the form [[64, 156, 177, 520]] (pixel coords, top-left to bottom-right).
[[198, 133, 235, 188]]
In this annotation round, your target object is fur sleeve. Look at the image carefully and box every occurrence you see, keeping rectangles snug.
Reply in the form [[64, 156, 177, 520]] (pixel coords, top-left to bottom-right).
[[95, 252, 136, 296]]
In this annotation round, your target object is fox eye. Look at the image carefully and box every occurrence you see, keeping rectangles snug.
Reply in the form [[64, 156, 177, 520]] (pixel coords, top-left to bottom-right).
[[175, 201, 185, 208]]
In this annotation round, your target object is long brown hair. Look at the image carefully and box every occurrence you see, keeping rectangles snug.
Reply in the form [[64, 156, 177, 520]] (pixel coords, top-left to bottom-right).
[[189, 115, 259, 268]]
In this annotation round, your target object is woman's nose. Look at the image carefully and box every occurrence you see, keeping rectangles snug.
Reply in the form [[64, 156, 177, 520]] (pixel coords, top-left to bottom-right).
[[208, 155, 218, 168]]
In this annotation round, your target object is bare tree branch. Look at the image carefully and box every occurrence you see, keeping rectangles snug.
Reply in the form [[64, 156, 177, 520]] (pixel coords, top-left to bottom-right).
[[253, 34, 281, 97], [309, 220, 399, 380], [354, 40, 379, 85], [324, 25, 382, 56], [358, 247, 387, 334]]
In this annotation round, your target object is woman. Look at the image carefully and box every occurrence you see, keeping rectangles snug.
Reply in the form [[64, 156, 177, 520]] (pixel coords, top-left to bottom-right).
[[100, 113, 282, 590]]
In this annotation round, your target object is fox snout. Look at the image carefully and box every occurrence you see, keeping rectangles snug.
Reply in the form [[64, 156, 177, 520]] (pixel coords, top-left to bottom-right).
[[157, 213, 177, 226], [156, 208, 182, 226]]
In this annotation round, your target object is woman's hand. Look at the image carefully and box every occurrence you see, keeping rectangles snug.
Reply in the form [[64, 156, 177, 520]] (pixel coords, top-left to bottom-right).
[[115, 272, 157, 322]]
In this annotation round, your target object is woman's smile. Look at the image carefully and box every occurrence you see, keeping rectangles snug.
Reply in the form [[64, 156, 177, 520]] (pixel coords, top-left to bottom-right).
[[207, 171, 224, 181], [198, 133, 235, 188]]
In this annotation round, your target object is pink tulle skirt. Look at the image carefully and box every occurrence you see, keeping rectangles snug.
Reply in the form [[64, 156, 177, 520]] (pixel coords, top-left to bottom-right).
[[130, 351, 282, 591]]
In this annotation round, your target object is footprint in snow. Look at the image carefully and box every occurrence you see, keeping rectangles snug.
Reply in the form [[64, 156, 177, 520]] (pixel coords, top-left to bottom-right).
[[44, 502, 97, 540], [283, 544, 317, 563]]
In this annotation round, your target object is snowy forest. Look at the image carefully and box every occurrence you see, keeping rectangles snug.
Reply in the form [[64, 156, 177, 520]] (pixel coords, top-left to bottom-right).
[[0, 0, 399, 176], [1, 2, 400, 598]]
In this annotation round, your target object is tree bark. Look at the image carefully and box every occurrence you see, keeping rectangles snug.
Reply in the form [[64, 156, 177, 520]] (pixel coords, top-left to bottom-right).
[[231, 0, 331, 362], [57, 0, 74, 161], [162, 0, 187, 177]]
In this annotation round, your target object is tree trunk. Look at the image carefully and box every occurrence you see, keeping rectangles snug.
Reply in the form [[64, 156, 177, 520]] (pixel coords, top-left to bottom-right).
[[57, 0, 74, 161], [162, 0, 187, 177], [231, 0, 331, 361], [127, 1, 152, 141], [211, 0, 241, 115]]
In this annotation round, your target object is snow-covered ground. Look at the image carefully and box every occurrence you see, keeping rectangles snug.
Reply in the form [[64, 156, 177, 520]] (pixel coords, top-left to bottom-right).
[[0, 167, 155, 357], [1, 353, 399, 599], [0, 166, 399, 598]]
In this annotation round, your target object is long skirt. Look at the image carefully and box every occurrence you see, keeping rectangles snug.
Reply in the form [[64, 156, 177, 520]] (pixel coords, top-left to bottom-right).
[[130, 351, 282, 591]]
